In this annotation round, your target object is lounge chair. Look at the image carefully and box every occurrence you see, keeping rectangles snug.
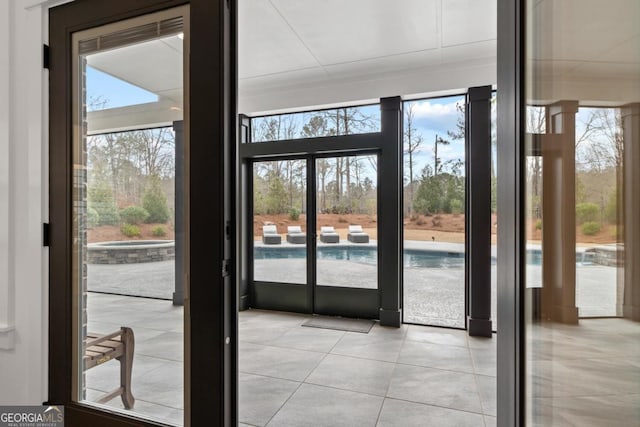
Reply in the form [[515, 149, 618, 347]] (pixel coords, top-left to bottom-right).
[[319, 226, 339, 243], [262, 225, 281, 244], [347, 225, 369, 243], [286, 226, 306, 244]]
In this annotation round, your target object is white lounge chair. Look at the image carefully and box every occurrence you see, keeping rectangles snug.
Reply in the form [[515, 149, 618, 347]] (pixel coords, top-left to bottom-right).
[[319, 226, 339, 243], [347, 225, 369, 243], [262, 225, 281, 244], [286, 226, 306, 244]]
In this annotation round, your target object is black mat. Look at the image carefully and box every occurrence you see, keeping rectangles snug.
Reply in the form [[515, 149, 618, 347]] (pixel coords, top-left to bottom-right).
[[302, 316, 374, 334]]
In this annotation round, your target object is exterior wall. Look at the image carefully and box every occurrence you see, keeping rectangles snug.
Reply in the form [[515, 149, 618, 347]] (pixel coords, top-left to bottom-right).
[[0, 0, 68, 406]]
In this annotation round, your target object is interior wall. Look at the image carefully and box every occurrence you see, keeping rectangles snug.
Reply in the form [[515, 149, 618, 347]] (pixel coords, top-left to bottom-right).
[[0, 0, 51, 405]]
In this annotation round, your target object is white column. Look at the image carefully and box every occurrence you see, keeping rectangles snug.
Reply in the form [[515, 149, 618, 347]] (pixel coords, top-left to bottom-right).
[[0, 0, 50, 405], [622, 104, 640, 321], [0, 0, 13, 351]]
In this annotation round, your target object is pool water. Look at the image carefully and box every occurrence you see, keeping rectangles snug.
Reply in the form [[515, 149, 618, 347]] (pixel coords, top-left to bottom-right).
[[254, 246, 592, 268], [254, 246, 470, 269]]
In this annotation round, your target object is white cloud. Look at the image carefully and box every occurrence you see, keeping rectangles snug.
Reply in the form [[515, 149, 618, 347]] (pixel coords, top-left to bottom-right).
[[410, 100, 459, 119], [407, 98, 464, 136]]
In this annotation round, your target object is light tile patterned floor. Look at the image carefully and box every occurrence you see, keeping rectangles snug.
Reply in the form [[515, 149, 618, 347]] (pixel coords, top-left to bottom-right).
[[85, 293, 496, 426], [84, 292, 640, 426]]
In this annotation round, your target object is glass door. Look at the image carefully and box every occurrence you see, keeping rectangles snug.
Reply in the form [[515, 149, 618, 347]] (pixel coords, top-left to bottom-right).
[[70, 7, 187, 425], [251, 159, 310, 312], [313, 154, 379, 318], [250, 153, 380, 318]]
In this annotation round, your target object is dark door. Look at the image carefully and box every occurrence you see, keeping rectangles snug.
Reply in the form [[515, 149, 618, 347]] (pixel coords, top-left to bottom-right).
[[48, 1, 236, 425], [251, 153, 379, 319]]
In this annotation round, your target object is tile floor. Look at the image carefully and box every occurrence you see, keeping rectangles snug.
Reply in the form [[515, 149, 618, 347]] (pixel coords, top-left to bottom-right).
[[237, 309, 496, 427], [85, 293, 497, 426], [84, 293, 640, 426]]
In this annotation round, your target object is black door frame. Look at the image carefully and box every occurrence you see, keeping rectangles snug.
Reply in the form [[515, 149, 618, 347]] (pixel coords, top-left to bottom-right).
[[497, 0, 525, 425], [239, 97, 403, 326], [47, 0, 526, 424], [248, 151, 381, 319], [48, 0, 236, 425]]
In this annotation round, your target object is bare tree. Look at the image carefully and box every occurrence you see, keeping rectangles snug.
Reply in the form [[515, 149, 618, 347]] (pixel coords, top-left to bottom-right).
[[404, 103, 423, 213], [433, 134, 450, 176], [133, 128, 175, 178]]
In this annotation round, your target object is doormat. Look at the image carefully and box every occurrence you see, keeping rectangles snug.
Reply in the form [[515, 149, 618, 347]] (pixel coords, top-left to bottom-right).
[[302, 316, 375, 334]]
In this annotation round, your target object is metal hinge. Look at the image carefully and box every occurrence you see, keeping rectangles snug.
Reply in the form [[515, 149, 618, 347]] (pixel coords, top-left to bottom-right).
[[43, 223, 50, 247], [222, 259, 232, 277], [43, 44, 50, 69]]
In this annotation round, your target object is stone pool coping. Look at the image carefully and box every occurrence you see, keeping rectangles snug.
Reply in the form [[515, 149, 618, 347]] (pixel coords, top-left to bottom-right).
[[88, 240, 175, 264]]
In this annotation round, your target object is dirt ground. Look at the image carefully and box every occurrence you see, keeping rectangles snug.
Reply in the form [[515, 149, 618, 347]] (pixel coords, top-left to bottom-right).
[[254, 213, 485, 243], [525, 218, 618, 245], [87, 213, 617, 245], [88, 223, 174, 243]]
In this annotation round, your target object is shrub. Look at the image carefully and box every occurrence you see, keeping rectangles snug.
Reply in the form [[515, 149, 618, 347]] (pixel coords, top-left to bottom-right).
[[143, 179, 170, 223], [289, 208, 300, 221], [152, 226, 166, 237], [450, 199, 464, 215], [338, 216, 348, 223], [605, 190, 618, 224], [88, 184, 119, 225], [535, 219, 542, 230], [576, 203, 599, 225], [120, 223, 141, 237], [119, 206, 149, 224], [87, 207, 100, 228], [582, 221, 601, 236]]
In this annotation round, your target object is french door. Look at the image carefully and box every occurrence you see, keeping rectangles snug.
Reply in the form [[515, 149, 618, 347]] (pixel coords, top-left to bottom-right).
[[48, 1, 236, 425], [251, 153, 379, 318]]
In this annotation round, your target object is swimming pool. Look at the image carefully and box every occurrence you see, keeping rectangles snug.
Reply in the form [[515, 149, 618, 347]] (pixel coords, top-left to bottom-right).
[[254, 246, 591, 268], [254, 246, 470, 269]]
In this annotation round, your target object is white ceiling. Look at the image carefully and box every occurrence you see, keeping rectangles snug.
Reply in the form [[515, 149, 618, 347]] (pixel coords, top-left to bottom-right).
[[87, 36, 184, 107], [525, 0, 640, 105], [238, 0, 497, 113], [86, 0, 639, 128]]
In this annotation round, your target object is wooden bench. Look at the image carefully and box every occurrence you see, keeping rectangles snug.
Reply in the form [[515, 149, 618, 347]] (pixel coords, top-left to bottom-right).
[[85, 327, 135, 409]]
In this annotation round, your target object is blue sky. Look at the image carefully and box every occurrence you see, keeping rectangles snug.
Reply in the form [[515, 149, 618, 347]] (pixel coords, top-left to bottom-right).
[[86, 66, 157, 111], [404, 95, 466, 178], [85, 64, 467, 179]]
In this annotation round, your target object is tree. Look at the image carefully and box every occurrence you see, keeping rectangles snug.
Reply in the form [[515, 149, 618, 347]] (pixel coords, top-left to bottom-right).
[[264, 171, 288, 214], [433, 134, 451, 176], [447, 101, 465, 141], [143, 177, 171, 223], [132, 128, 175, 178], [576, 108, 624, 231], [404, 103, 424, 213], [88, 183, 119, 225]]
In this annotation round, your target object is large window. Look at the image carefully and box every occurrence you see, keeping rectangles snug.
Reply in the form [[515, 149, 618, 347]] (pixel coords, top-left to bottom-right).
[[523, 1, 640, 425], [251, 105, 380, 143], [402, 95, 467, 328]]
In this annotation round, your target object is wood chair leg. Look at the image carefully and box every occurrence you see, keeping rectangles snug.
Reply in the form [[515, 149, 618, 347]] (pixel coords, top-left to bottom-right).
[[119, 327, 135, 409]]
